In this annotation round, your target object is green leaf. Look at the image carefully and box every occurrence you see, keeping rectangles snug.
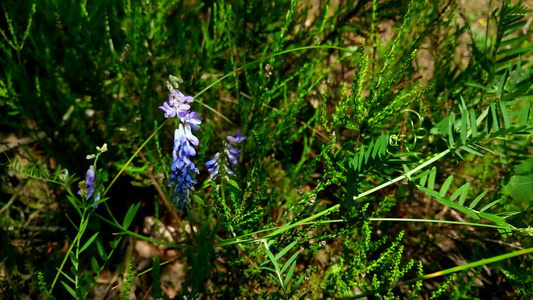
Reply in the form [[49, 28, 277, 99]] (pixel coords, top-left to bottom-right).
[[497, 69, 509, 98], [490, 102, 500, 132], [365, 140, 374, 163], [280, 252, 299, 275], [469, 190, 489, 209], [460, 110, 467, 145], [479, 199, 501, 213], [520, 100, 530, 126], [123, 202, 141, 229], [91, 197, 110, 208], [479, 212, 512, 237], [60, 281, 76, 298], [428, 167, 436, 190], [192, 195, 205, 206], [65, 213, 79, 231], [96, 239, 106, 259], [259, 267, 277, 273], [275, 240, 298, 261], [460, 145, 484, 157], [470, 109, 478, 138], [264, 246, 280, 273], [358, 144, 364, 170], [380, 134, 388, 157], [57, 268, 75, 284], [66, 195, 82, 216], [458, 184, 470, 206], [227, 179, 240, 189], [419, 186, 480, 221], [80, 232, 99, 253], [503, 172, 533, 202], [91, 257, 101, 273], [448, 112, 455, 147], [497, 47, 530, 56], [290, 276, 305, 297], [284, 260, 297, 287], [449, 183, 469, 202], [69, 252, 78, 269], [500, 101, 511, 128], [439, 176, 454, 197]]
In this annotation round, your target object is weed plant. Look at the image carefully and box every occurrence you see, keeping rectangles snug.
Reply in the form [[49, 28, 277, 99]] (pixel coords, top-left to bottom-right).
[[1, 0, 533, 298]]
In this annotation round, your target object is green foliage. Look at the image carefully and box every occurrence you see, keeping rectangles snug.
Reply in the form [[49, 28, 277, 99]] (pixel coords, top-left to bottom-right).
[[121, 260, 136, 300], [2, 0, 533, 298], [260, 239, 304, 299]]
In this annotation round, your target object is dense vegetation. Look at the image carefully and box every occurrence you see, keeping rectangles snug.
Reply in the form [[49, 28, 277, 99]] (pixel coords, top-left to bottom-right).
[[1, 0, 532, 298]]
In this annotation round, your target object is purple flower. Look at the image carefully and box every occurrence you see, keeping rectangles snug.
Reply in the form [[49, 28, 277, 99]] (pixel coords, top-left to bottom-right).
[[227, 129, 247, 144], [205, 152, 220, 179], [78, 165, 100, 209], [158, 83, 194, 119]]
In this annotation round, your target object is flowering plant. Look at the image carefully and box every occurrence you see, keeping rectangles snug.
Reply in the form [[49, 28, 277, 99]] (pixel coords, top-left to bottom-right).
[[159, 76, 202, 211]]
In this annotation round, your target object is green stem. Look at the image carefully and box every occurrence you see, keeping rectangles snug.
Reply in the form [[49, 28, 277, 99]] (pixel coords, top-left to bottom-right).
[[50, 209, 87, 293], [74, 211, 87, 295], [353, 149, 451, 201], [103, 118, 170, 196], [368, 218, 525, 232]]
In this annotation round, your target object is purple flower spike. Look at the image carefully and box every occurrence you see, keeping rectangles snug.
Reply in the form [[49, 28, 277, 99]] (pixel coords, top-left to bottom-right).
[[206, 129, 246, 179], [161, 76, 203, 212], [227, 129, 247, 144]]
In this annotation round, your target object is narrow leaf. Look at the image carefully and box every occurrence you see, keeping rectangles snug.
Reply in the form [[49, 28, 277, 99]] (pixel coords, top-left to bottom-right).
[[284, 260, 297, 287], [66, 195, 82, 216], [419, 187, 480, 221], [520, 100, 530, 126], [460, 145, 484, 157], [500, 101, 511, 128], [480, 199, 501, 213], [92, 257, 101, 273], [365, 140, 374, 164], [290, 276, 305, 297], [280, 252, 300, 275], [80, 232, 99, 253], [460, 110, 467, 145], [449, 183, 469, 204], [96, 239, 106, 259], [470, 109, 478, 138], [57, 268, 75, 284], [419, 173, 428, 188], [264, 246, 281, 273], [123, 202, 141, 229], [439, 176, 454, 197], [428, 167, 436, 190], [491, 102, 500, 132], [469, 190, 489, 209], [448, 112, 455, 147], [60, 281, 77, 298], [458, 183, 470, 205], [275, 240, 298, 261]]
